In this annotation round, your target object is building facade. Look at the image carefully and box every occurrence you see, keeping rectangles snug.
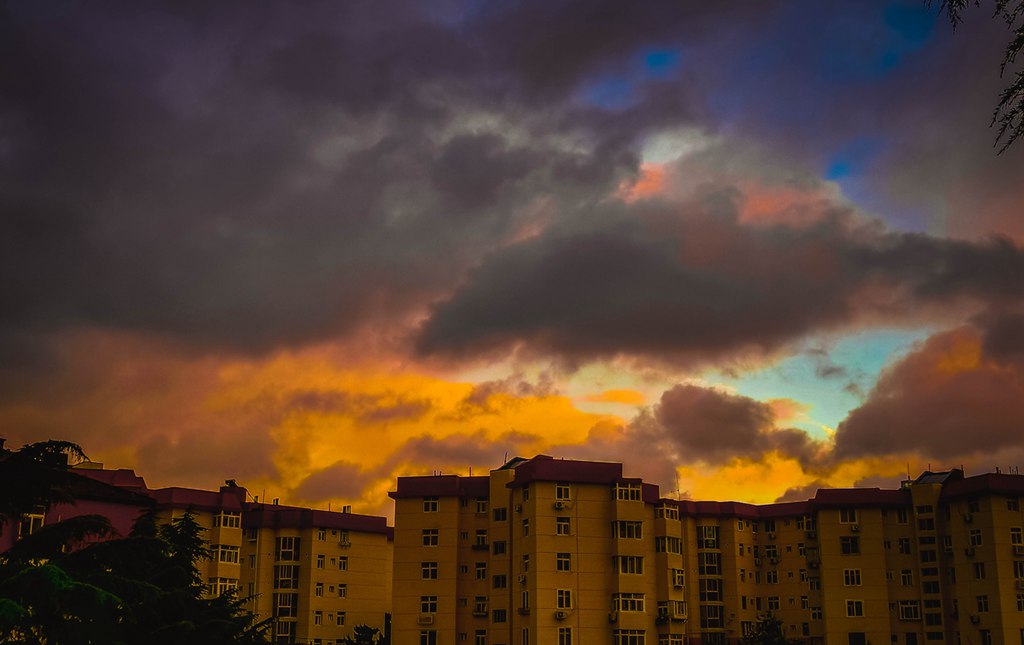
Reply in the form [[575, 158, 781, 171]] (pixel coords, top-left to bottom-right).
[[75, 466, 394, 645], [391, 456, 1024, 645]]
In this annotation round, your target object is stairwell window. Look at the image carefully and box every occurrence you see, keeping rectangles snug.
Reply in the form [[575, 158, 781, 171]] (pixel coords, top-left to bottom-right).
[[423, 496, 439, 512]]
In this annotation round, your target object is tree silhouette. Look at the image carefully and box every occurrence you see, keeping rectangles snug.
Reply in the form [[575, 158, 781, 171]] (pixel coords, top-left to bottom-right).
[[742, 612, 799, 645], [0, 440, 270, 644], [934, 0, 1024, 151]]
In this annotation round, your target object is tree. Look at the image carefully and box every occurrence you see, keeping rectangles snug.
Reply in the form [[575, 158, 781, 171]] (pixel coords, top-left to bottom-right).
[[0, 440, 270, 644], [934, 0, 1024, 152], [742, 612, 799, 645], [339, 624, 389, 645]]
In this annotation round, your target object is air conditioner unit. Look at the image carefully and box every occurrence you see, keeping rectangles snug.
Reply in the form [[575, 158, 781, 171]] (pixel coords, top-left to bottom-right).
[[608, 610, 619, 622], [963, 513, 973, 523], [970, 615, 980, 624], [517, 574, 527, 583], [555, 610, 568, 620], [514, 504, 523, 513], [767, 532, 776, 540], [417, 614, 434, 625], [554, 501, 567, 510], [850, 524, 860, 532], [965, 547, 976, 557]]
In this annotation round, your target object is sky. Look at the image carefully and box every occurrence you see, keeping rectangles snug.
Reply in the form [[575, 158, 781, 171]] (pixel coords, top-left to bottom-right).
[[3, 0, 1024, 518]]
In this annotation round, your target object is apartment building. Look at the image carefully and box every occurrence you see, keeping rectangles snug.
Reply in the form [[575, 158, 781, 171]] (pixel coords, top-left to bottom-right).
[[391, 455, 1024, 645], [73, 466, 393, 645]]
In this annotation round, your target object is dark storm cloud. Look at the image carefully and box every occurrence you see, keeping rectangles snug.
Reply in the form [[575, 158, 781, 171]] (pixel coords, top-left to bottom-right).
[[5, 0, 753, 354], [833, 322, 1024, 461], [293, 461, 369, 503], [417, 192, 1024, 364]]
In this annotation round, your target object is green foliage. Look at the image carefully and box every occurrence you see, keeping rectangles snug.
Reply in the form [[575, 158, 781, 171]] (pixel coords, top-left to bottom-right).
[[934, 0, 1024, 151], [0, 440, 270, 644], [340, 624, 389, 645], [742, 612, 798, 645]]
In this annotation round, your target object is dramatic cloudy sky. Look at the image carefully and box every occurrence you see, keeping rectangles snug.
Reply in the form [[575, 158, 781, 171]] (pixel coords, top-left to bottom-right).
[[3, 0, 1024, 516]]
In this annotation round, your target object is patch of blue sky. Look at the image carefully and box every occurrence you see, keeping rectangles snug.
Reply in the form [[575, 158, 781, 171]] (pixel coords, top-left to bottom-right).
[[642, 47, 682, 79], [825, 136, 884, 180], [714, 328, 932, 438], [580, 75, 639, 111]]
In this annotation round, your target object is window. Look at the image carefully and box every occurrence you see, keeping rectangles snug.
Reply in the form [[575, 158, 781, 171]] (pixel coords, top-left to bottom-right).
[[844, 569, 862, 586], [655, 536, 681, 553], [558, 627, 573, 645], [522, 629, 529, 645], [920, 550, 936, 563], [613, 629, 646, 645], [492, 609, 507, 623], [275, 537, 300, 561], [207, 577, 238, 596], [317, 528, 326, 541], [274, 565, 299, 589], [215, 544, 240, 564], [896, 509, 909, 523], [315, 582, 324, 597], [557, 589, 572, 609], [916, 505, 934, 515], [840, 509, 857, 523], [420, 632, 438, 645], [978, 595, 989, 612], [338, 584, 347, 598], [767, 596, 780, 611], [699, 525, 720, 549], [313, 610, 323, 626], [700, 605, 723, 629], [840, 536, 860, 555], [493, 507, 507, 522], [616, 555, 643, 574], [493, 575, 507, 589], [421, 595, 438, 613], [421, 562, 438, 579], [901, 569, 913, 586], [699, 578, 721, 602], [846, 600, 864, 617], [975, 562, 986, 579], [656, 505, 679, 520], [556, 517, 571, 535], [970, 529, 983, 547], [476, 562, 487, 579], [1012, 527, 1023, 545], [522, 519, 529, 537], [614, 483, 642, 501], [765, 570, 779, 584], [423, 496, 439, 512], [475, 529, 488, 546], [968, 498, 980, 513], [1009, 497, 1020, 511], [672, 568, 685, 587], [1017, 594, 1024, 611], [613, 593, 645, 612], [213, 511, 241, 528], [811, 607, 823, 620], [1015, 560, 1024, 579], [274, 592, 298, 617], [316, 554, 325, 569], [338, 611, 346, 625], [492, 541, 506, 555], [613, 521, 643, 539], [476, 498, 488, 514], [474, 596, 488, 615], [423, 529, 439, 546], [698, 552, 721, 575], [557, 553, 572, 572], [898, 601, 921, 621], [522, 485, 530, 501], [339, 556, 348, 571], [556, 483, 571, 500], [522, 554, 529, 572], [922, 581, 940, 594], [898, 537, 912, 554], [475, 631, 487, 645]]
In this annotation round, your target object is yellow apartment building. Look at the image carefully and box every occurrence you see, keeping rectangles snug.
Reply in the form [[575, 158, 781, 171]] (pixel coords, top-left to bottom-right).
[[76, 468, 394, 645], [391, 456, 1024, 645]]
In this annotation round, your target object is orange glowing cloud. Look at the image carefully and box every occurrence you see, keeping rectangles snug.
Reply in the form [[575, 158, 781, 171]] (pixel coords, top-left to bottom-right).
[[583, 389, 647, 405], [618, 163, 666, 201], [767, 397, 811, 423]]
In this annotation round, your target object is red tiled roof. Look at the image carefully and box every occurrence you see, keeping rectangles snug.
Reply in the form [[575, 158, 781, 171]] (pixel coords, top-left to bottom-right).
[[389, 475, 490, 499], [941, 473, 1024, 501], [243, 503, 392, 536], [508, 455, 623, 488]]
